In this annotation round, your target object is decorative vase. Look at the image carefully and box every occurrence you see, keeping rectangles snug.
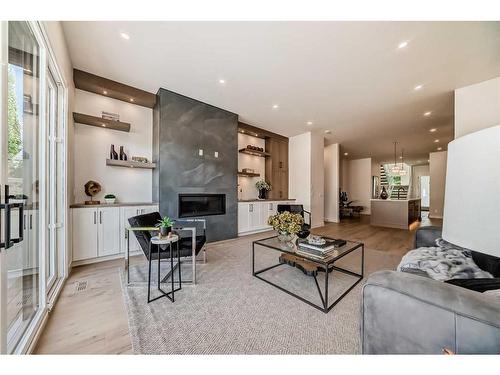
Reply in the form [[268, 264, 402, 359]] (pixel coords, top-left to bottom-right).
[[119, 146, 127, 161], [380, 186, 389, 200], [297, 229, 310, 239], [159, 226, 171, 238], [278, 232, 294, 243], [110, 145, 119, 160], [258, 188, 267, 199], [104, 198, 116, 204]]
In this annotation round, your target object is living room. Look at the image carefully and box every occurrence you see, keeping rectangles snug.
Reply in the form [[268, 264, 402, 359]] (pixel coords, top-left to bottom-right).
[[1, 1, 499, 372]]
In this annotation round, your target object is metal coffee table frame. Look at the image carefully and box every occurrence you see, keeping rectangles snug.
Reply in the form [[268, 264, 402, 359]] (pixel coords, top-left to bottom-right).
[[252, 236, 364, 313]]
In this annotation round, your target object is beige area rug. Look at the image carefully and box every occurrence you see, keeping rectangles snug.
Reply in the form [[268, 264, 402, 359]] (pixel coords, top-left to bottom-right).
[[121, 232, 400, 354]]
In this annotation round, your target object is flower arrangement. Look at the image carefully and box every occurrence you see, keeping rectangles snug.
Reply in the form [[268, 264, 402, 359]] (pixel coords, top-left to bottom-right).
[[267, 211, 303, 242], [255, 180, 271, 191]]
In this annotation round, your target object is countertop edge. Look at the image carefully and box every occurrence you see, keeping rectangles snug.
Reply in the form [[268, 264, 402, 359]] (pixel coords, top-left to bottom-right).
[[238, 198, 296, 202], [70, 202, 158, 208]]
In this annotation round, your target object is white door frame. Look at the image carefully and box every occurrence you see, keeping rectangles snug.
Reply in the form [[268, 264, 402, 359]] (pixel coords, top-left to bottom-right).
[[0, 19, 9, 355]]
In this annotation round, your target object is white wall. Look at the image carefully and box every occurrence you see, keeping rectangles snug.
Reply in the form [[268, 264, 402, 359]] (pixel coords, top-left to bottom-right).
[[288, 131, 325, 227], [324, 143, 339, 223], [429, 151, 447, 218], [289, 132, 311, 210], [455, 76, 500, 139], [237, 133, 265, 200], [74, 89, 153, 203], [344, 158, 372, 215], [310, 131, 324, 227]]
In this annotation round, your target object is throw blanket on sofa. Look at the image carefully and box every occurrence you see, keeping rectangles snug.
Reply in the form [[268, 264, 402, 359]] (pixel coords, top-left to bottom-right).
[[397, 239, 493, 281]]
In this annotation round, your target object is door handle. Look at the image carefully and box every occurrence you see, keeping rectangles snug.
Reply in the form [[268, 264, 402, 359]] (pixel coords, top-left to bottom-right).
[[94, 211, 96, 224], [29, 213, 32, 230], [249, 204, 253, 212], [100, 211, 102, 224]]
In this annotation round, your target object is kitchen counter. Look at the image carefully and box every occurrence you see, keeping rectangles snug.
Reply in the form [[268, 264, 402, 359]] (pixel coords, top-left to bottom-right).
[[238, 198, 296, 202], [70, 202, 158, 208], [370, 198, 421, 230]]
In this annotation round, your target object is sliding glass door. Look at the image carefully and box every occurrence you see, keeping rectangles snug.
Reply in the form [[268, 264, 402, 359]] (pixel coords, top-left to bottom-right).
[[1, 20, 67, 354], [0, 20, 41, 354]]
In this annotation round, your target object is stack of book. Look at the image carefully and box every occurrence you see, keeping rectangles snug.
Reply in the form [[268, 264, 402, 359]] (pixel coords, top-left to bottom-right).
[[296, 238, 346, 260]]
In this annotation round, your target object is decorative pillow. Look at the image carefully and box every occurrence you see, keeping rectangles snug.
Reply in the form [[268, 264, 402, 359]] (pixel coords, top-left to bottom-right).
[[445, 278, 500, 292], [398, 246, 493, 281]]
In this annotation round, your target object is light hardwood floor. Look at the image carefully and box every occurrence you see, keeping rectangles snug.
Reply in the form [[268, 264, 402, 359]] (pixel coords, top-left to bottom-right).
[[34, 213, 441, 354]]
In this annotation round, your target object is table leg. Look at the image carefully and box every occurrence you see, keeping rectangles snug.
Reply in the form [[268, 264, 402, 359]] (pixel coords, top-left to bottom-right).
[[324, 265, 329, 313], [170, 242, 175, 302], [147, 241, 152, 302], [126, 230, 130, 284], [177, 240, 182, 290]]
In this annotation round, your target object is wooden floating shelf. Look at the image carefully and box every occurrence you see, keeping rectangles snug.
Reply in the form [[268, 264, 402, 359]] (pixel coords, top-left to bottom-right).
[[73, 112, 131, 132], [237, 171, 260, 177], [74, 69, 156, 109], [238, 148, 271, 157], [106, 159, 156, 169]]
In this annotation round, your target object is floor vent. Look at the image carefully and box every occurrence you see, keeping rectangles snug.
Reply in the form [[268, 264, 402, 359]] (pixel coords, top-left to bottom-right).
[[75, 281, 88, 293]]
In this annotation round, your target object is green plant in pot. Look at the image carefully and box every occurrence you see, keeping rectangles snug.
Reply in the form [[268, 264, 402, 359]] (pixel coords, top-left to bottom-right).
[[267, 211, 303, 243], [255, 180, 271, 199], [157, 216, 174, 238], [104, 194, 116, 204]]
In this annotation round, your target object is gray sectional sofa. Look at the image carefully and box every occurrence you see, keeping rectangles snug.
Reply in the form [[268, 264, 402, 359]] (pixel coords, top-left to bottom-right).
[[361, 226, 500, 354]]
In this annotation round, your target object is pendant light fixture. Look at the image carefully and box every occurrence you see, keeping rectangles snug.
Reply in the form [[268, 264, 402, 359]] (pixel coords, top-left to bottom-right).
[[390, 141, 401, 173], [399, 147, 407, 176]]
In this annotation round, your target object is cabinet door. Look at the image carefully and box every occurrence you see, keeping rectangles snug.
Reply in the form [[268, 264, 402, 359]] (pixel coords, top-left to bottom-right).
[[249, 203, 262, 229], [72, 208, 98, 261], [122, 207, 142, 253], [238, 203, 250, 233], [260, 202, 275, 229], [98, 207, 120, 257]]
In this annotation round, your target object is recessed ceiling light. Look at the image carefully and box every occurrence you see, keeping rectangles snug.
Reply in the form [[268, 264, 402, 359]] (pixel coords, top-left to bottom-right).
[[414, 84, 423, 91], [130, 98, 134, 102], [218, 79, 226, 84], [120, 32, 130, 40], [324, 130, 332, 134], [399, 156, 403, 159], [102, 124, 106, 127], [272, 104, 279, 109], [103, 90, 108, 95], [434, 139, 439, 143], [437, 147, 442, 151], [306, 121, 313, 126], [344, 152, 348, 156], [430, 128, 437, 132], [424, 111, 432, 117], [398, 41, 409, 49], [427, 159, 430, 162]]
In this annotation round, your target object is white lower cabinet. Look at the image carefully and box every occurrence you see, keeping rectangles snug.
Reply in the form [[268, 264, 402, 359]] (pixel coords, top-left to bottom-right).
[[72, 208, 99, 261], [72, 204, 158, 264], [238, 201, 293, 235]]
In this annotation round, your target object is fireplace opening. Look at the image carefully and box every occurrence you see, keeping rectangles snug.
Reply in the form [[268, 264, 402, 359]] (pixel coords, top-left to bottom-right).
[[178, 194, 226, 218]]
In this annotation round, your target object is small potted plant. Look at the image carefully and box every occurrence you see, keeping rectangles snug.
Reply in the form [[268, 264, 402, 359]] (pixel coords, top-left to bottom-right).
[[157, 216, 174, 238], [267, 211, 304, 243], [255, 180, 271, 199], [104, 194, 116, 204]]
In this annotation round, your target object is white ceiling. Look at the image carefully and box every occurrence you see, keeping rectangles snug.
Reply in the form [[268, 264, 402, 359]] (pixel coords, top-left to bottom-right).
[[62, 21, 500, 164]]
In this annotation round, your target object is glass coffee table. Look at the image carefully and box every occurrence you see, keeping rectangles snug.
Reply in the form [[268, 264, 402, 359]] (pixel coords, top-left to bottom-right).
[[252, 236, 364, 313]]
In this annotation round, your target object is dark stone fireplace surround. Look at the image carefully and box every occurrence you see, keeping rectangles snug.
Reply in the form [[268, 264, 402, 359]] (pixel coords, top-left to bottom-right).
[[152, 88, 238, 242]]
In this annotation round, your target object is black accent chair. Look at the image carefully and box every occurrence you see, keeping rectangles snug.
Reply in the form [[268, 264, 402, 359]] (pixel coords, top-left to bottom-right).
[[128, 212, 207, 286], [277, 204, 311, 234]]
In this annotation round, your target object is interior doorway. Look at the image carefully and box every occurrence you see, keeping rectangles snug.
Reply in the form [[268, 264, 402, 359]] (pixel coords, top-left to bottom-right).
[[420, 175, 430, 210]]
